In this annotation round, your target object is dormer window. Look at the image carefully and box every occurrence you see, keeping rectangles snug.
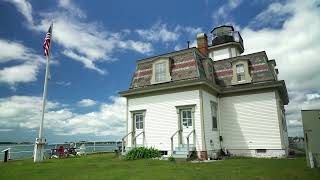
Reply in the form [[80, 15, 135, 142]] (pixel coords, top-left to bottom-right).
[[236, 64, 245, 82], [231, 59, 252, 85], [151, 57, 172, 84], [155, 62, 166, 82]]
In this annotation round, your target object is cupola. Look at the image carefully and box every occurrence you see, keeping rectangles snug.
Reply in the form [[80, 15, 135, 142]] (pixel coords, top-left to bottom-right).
[[208, 25, 244, 61]]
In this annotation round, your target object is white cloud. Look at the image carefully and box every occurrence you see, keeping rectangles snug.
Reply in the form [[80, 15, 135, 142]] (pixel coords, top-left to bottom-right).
[[135, 23, 203, 51], [63, 50, 106, 75], [0, 39, 44, 87], [306, 93, 320, 101], [4, 0, 33, 24], [4, 0, 153, 74], [136, 23, 180, 42], [212, 0, 242, 25], [242, 0, 320, 91], [55, 81, 71, 87], [77, 99, 97, 107], [34, 10, 153, 74], [118, 40, 153, 54], [58, 0, 85, 18], [183, 27, 203, 35], [136, 22, 203, 44], [0, 96, 126, 137], [248, 1, 292, 28], [239, 0, 320, 136], [0, 39, 42, 63], [0, 39, 26, 63], [0, 62, 40, 85]]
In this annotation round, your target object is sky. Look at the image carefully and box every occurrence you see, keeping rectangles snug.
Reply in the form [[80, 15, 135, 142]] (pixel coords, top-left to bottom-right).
[[0, 0, 319, 143]]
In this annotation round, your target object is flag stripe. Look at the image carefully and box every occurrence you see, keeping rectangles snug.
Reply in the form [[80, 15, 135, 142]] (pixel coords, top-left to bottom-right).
[[43, 25, 52, 56]]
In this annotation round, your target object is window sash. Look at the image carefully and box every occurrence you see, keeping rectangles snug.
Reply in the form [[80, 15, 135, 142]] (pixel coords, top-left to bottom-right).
[[237, 74, 245, 82], [236, 64, 244, 73], [181, 109, 192, 127], [155, 63, 166, 82], [134, 113, 144, 130], [236, 64, 245, 82]]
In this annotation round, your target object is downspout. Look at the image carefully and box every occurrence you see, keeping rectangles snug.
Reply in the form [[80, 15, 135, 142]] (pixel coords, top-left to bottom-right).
[[125, 98, 129, 147], [217, 95, 223, 150], [199, 89, 207, 152]]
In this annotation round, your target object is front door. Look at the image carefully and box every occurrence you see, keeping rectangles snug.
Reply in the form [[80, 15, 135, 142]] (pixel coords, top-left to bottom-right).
[[134, 112, 144, 146], [180, 108, 193, 145]]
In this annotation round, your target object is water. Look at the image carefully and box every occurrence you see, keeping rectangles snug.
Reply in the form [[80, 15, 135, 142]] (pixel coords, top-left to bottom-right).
[[0, 142, 120, 160]]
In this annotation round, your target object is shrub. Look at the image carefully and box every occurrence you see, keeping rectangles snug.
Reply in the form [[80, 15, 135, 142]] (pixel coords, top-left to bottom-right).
[[168, 156, 175, 162], [125, 147, 161, 160]]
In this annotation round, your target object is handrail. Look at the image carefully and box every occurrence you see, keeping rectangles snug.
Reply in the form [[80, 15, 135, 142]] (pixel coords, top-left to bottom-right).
[[121, 131, 134, 154], [186, 129, 195, 157], [211, 31, 244, 51], [133, 131, 145, 147], [170, 129, 182, 155]]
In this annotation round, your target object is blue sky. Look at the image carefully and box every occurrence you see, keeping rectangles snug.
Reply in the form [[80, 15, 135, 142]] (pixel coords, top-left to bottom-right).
[[1, 0, 320, 143]]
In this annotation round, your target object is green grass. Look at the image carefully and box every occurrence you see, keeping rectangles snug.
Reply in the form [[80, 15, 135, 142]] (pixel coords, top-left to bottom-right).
[[0, 153, 319, 180]]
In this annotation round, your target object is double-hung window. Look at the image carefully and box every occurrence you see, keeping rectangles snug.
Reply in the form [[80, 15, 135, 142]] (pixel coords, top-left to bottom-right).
[[151, 58, 171, 84], [134, 113, 144, 130], [155, 62, 166, 82], [211, 102, 218, 130], [236, 64, 245, 82], [181, 109, 192, 128]]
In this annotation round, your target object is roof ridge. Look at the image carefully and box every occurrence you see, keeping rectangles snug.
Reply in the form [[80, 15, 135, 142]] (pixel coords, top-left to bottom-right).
[[137, 47, 197, 63]]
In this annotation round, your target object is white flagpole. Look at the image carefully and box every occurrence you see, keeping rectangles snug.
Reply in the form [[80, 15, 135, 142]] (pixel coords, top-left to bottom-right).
[[34, 23, 53, 163]]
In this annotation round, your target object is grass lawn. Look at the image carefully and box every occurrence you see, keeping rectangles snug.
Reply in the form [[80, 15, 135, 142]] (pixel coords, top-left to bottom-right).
[[1, 153, 319, 180]]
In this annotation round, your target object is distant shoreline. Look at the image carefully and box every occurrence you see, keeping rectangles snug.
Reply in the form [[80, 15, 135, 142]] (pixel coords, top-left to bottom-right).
[[0, 142, 33, 145]]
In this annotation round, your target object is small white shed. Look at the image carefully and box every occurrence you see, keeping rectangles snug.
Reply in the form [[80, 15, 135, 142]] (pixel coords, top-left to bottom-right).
[[301, 109, 320, 168]]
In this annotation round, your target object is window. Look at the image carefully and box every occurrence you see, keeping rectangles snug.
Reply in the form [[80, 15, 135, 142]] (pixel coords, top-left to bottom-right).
[[155, 62, 166, 82], [181, 109, 192, 128], [231, 59, 252, 85], [236, 64, 245, 82], [211, 102, 218, 130], [134, 113, 144, 129], [151, 57, 171, 84]]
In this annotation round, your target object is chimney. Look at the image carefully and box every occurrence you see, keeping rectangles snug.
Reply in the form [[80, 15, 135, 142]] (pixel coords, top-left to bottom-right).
[[196, 33, 208, 56]]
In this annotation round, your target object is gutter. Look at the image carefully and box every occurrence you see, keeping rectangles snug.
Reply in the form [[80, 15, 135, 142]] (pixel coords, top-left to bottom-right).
[[119, 79, 221, 97]]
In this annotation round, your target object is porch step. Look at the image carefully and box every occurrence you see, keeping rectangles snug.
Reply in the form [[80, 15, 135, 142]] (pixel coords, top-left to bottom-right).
[[173, 150, 188, 155], [174, 144, 195, 152], [172, 144, 196, 159], [172, 153, 188, 159]]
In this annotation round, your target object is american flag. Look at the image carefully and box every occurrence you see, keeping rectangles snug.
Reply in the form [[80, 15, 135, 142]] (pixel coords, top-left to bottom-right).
[[43, 24, 52, 56]]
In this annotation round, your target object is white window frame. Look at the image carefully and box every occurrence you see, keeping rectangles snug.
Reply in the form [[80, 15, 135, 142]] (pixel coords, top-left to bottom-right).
[[155, 62, 166, 82], [236, 64, 245, 82], [134, 113, 144, 130], [231, 59, 252, 85], [180, 108, 193, 128], [151, 57, 171, 84]]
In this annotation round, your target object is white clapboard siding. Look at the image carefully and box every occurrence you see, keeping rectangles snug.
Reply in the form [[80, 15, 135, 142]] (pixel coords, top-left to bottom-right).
[[202, 90, 221, 151], [220, 91, 282, 149], [127, 89, 203, 151], [275, 91, 289, 149]]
